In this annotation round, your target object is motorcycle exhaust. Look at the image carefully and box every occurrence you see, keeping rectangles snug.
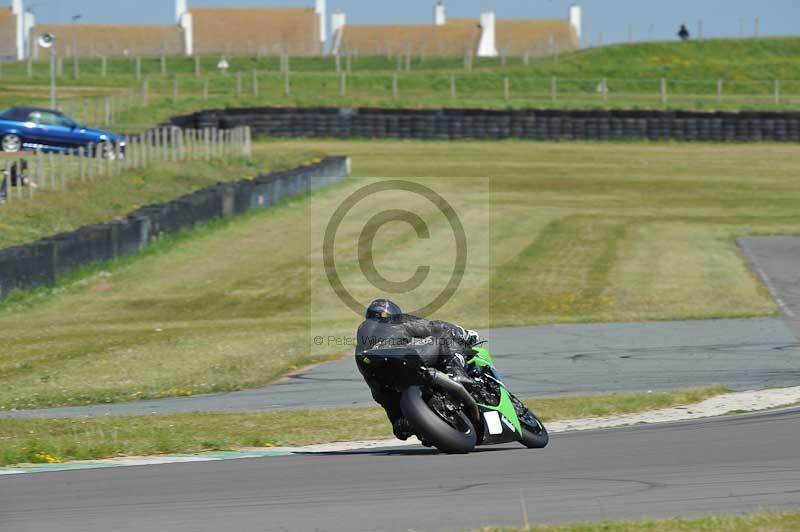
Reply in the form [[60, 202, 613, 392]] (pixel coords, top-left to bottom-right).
[[424, 369, 482, 431]]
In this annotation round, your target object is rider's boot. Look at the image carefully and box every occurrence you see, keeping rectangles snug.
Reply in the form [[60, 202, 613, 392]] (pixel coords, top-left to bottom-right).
[[445, 354, 477, 391], [392, 418, 414, 441]]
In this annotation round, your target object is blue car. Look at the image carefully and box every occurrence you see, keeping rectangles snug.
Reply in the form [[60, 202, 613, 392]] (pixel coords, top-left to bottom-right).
[[0, 106, 125, 158]]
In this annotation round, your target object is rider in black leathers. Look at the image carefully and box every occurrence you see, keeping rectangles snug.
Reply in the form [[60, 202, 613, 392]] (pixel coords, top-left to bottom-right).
[[355, 298, 480, 440]]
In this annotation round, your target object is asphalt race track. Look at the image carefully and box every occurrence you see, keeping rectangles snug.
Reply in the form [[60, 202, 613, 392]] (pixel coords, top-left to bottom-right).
[[3, 317, 798, 418], [3, 407, 799, 532]]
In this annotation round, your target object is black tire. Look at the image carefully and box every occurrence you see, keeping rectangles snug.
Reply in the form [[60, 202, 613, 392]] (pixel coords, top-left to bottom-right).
[[1, 133, 22, 153], [519, 414, 549, 449], [400, 385, 476, 454]]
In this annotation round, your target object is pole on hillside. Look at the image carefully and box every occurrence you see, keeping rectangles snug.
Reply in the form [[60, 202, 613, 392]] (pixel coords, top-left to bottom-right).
[[717, 79, 723, 104], [135, 56, 141, 81], [774, 80, 781, 105], [392, 73, 398, 100], [35, 149, 43, 188], [101, 56, 107, 77], [173, 76, 179, 104], [3, 161, 10, 205], [551, 76, 557, 102], [450, 75, 456, 99], [104, 97, 111, 125], [194, 55, 201, 77], [252, 70, 259, 97], [660, 78, 667, 105], [503, 77, 510, 102], [141, 78, 149, 106], [60, 152, 66, 190], [339, 72, 346, 97], [78, 146, 85, 181]]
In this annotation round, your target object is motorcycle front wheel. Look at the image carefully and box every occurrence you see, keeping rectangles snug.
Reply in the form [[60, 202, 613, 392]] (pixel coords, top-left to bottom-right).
[[519, 413, 549, 448], [400, 385, 477, 454]]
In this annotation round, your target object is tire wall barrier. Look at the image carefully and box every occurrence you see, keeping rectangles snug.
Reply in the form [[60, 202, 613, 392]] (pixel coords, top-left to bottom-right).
[[170, 107, 800, 142], [0, 156, 350, 300]]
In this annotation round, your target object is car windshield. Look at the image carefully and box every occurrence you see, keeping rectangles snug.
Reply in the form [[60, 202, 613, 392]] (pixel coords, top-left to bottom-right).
[[0, 108, 21, 120], [28, 111, 79, 128]]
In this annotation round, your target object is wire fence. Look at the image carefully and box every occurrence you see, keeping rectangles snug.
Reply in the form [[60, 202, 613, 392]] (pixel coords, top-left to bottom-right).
[[0, 125, 252, 206], [44, 71, 800, 130]]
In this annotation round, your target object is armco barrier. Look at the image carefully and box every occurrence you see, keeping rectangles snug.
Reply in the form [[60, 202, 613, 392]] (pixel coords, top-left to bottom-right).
[[170, 107, 800, 142], [0, 157, 349, 299]]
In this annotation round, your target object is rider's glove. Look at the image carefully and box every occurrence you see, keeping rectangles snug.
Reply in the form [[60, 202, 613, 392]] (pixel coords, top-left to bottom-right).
[[463, 329, 481, 346]]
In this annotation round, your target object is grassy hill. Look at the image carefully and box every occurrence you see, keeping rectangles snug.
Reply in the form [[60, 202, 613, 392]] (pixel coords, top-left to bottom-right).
[[0, 38, 798, 130]]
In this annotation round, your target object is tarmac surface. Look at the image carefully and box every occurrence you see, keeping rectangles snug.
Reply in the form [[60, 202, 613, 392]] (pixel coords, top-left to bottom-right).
[[738, 236, 800, 335], [2, 317, 798, 418], [3, 407, 799, 532]]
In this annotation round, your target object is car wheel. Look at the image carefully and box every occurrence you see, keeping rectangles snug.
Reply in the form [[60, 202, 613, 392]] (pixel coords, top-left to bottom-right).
[[1, 134, 22, 153]]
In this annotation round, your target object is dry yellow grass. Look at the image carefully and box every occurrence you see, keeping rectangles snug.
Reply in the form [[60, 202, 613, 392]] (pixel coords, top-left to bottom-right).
[[190, 8, 320, 56], [340, 19, 481, 56], [0, 7, 15, 59], [496, 19, 579, 56]]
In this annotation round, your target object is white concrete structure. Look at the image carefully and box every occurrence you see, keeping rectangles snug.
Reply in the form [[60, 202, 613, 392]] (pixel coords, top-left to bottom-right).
[[315, 0, 327, 45], [175, 0, 187, 23], [330, 9, 346, 55], [569, 4, 582, 41], [12, 0, 24, 60], [477, 11, 497, 57], [434, 2, 446, 26], [175, 0, 193, 56], [22, 8, 34, 58]]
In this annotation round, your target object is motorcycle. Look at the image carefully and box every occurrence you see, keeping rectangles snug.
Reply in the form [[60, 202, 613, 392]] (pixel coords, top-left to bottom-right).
[[359, 339, 549, 454]]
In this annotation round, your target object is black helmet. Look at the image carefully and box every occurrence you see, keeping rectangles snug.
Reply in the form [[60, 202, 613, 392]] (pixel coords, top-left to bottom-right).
[[365, 299, 402, 320]]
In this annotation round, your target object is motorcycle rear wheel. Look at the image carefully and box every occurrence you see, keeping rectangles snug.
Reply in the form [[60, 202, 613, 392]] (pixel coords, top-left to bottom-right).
[[400, 385, 477, 454]]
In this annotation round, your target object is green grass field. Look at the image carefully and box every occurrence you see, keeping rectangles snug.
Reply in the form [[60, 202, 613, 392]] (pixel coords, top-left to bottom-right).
[[1, 38, 799, 131], [481, 512, 800, 532], [0, 139, 797, 410], [0, 386, 727, 466]]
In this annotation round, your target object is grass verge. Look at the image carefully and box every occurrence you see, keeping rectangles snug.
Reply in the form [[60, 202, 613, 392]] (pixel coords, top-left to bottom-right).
[[0, 386, 728, 466], [480, 512, 800, 531]]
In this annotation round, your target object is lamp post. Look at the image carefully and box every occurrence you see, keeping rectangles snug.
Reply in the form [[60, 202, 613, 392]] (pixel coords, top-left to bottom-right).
[[38, 32, 57, 109], [71, 14, 81, 56], [71, 14, 81, 80]]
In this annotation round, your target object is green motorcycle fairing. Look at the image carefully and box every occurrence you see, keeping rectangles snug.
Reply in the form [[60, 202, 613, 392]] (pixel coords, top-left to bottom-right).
[[468, 346, 522, 438]]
